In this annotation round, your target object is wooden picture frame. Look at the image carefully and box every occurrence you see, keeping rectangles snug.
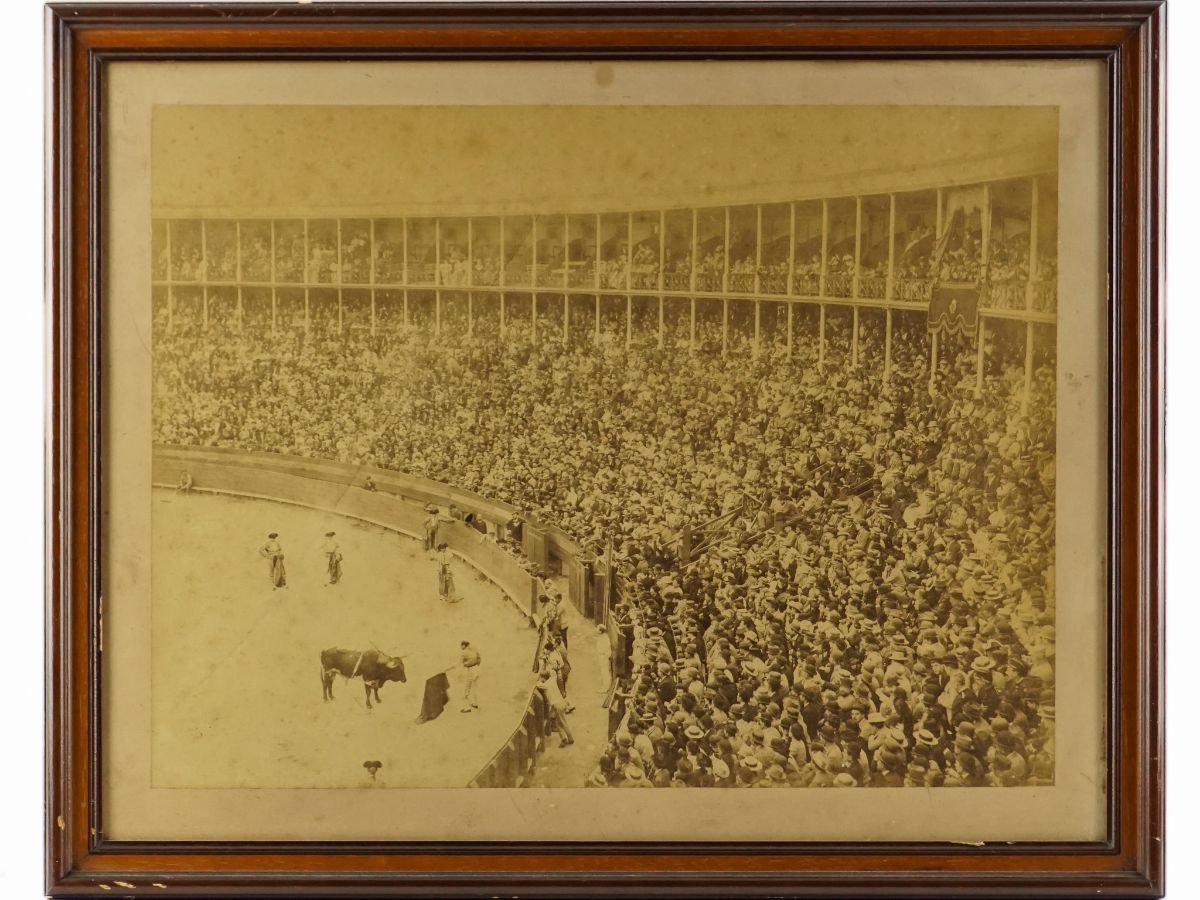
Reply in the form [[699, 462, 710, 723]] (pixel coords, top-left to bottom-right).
[[46, 2, 1165, 896]]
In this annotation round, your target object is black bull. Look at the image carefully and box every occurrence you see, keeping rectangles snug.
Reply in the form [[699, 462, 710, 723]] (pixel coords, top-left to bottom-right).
[[320, 648, 407, 709]]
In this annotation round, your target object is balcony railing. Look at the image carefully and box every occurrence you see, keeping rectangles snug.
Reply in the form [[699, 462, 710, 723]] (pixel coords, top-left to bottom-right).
[[503, 263, 531, 287], [153, 170, 1060, 331], [894, 278, 933, 303], [599, 267, 628, 290], [275, 258, 305, 282], [374, 261, 404, 283], [983, 281, 1027, 311], [728, 272, 756, 292], [760, 272, 789, 295], [1031, 279, 1057, 314], [408, 262, 437, 285], [792, 273, 821, 295], [858, 276, 887, 300], [630, 270, 660, 290], [567, 266, 596, 288], [825, 273, 854, 298], [473, 261, 503, 286]]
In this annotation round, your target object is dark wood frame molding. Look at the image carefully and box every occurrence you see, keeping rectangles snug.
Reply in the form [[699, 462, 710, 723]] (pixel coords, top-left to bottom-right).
[[45, 2, 1166, 896]]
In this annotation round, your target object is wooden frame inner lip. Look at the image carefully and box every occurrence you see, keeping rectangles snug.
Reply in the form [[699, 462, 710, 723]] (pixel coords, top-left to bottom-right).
[[45, 1, 1164, 895]]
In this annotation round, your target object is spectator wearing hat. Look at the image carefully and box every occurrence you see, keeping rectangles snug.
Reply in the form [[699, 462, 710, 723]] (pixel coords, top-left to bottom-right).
[[422, 507, 440, 553], [737, 756, 763, 787], [539, 635, 573, 712], [620, 764, 652, 788], [808, 751, 834, 788], [872, 740, 907, 788], [537, 670, 575, 747]]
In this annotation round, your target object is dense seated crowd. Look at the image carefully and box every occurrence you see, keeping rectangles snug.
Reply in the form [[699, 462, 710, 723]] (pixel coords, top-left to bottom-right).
[[154, 289, 1056, 790], [595, 338, 1055, 789]]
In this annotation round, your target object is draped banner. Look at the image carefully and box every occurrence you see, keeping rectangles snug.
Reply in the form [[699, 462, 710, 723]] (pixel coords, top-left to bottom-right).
[[928, 283, 981, 337]]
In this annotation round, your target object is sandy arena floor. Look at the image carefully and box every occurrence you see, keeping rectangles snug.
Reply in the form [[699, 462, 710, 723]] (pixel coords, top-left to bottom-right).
[[151, 490, 538, 789]]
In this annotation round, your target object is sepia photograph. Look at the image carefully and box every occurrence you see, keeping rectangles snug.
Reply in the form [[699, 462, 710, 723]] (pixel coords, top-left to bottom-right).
[[90, 56, 1112, 846], [149, 104, 1060, 795]]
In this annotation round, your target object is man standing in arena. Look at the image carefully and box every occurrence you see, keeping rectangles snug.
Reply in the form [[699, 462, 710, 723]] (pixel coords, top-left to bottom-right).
[[422, 506, 440, 553], [458, 639, 481, 712], [259, 532, 287, 589], [323, 530, 342, 585], [436, 542, 459, 603]]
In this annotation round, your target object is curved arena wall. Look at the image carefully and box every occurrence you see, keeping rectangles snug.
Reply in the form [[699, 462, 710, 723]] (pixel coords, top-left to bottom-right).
[[154, 444, 602, 620], [153, 444, 573, 787], [152, 444, 543, 619]]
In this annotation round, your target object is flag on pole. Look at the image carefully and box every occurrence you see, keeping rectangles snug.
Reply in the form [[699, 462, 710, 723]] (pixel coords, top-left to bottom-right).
[[930, 185, 987, 279]]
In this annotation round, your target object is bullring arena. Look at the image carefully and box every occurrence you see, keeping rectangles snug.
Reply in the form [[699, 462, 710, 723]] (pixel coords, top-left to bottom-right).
[[150, 105, 1059, 791], [152, 450, 613, 789], [152, 490, 529, 789]]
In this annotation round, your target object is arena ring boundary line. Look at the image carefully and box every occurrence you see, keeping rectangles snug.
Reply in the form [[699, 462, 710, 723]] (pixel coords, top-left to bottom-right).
[[150, 480, 537, 627]]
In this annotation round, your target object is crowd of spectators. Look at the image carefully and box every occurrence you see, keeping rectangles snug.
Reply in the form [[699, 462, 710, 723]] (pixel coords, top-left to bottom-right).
[[154, 288, 1056, 791], [663, 252, 692, 290], [759, 261, 790, 294], [792, 256, 822, 295], [728, 256, 757, 292], [274, 232, 307, 283], [629, 245, 660, 289], [590, 324, 1055, 789], [373, 240, 405, 282], [600, 247, 630, 289], [695, 247, 726, 292], [240, 233, 272, 282], [438, 249, 473, 286], [155, 218, 1056, 320]]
